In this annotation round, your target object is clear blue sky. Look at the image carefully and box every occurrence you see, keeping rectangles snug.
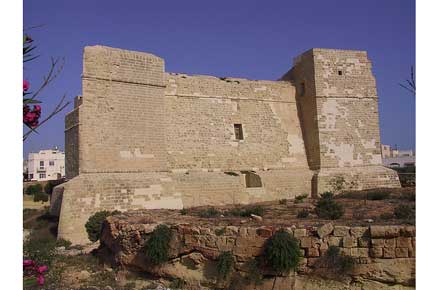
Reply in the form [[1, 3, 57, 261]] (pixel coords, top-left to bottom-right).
[[23, 0, 415, 157]]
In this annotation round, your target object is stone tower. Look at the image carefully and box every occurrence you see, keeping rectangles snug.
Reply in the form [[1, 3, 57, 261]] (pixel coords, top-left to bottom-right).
[[282, 48, 394, 195]]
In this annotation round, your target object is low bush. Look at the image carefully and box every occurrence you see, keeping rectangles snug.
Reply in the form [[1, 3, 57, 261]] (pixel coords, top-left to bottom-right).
[[198, 207, 221, 218], [216, 251, 235, 280], [394, 204, 415, 219], [180, 208, 188, 215], [226, 205, 264, 217], [399, 191, 416, 201], [33, 192, 49, 203], [297, 209, 309, 219], [366, 191, 391, 200], [25, 184, 43, 195], [55, 238, 72, 249], [380, 212, 395, 220], [321, 246, 355, 274], [263, 230, 302, 274], [145, 224, 172, 265], [23, 233, 57, 267], [279, 199, 287, 205], [294, 194, 308, 204], [315, 193, 344, 220], [85, 210, 120, 242]]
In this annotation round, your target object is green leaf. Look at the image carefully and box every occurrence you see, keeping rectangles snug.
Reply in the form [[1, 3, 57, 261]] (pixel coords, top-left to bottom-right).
[[23, 99, 42, 104]]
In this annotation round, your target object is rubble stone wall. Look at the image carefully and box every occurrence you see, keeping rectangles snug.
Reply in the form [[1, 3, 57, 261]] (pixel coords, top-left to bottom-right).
[[100, 219, 415, 289]]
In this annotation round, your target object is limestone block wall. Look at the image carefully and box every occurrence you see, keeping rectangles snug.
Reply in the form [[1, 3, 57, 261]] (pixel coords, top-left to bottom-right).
[[164, 74, 309, 171], [78, 46, 168, 174]]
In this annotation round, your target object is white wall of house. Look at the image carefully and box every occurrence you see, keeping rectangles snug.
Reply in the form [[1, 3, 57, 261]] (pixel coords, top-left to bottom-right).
[[27, 148, 65, 181]]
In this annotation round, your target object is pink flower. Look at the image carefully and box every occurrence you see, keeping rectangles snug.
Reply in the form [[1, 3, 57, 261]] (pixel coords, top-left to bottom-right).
[[33, 105, 41, 112], [37, 265, 48, 273], [23, 260, 34, 267], [37, 275, 45, 286], [23, 80, 30, 92]]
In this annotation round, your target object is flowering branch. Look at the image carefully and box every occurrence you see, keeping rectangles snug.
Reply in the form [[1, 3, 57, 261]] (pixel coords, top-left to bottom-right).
[[23, 34, 70, 141]]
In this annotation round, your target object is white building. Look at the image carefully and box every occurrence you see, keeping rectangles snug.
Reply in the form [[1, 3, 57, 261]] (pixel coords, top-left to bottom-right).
[[381, 144, 415, 168], [27, 148, 65, 181]]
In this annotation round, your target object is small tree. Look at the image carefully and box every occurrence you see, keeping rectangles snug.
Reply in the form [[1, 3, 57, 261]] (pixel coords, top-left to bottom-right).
[[315, 192, 344, 220], [145, 225, 172, 265], [85, 210, 120, 242], [216, 251, 235, 281], [263, 230, 302, 289]]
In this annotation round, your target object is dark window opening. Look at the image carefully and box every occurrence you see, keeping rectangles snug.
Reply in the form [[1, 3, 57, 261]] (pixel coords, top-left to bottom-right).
[[234, 124, 243, 140], [338, 70, 343, 76], [299, 82, 306, 96], [241, 171, 262, 188]]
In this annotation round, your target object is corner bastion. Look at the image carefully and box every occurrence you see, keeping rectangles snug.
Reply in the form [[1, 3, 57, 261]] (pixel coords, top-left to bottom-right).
[[51, 46, 400, 244]]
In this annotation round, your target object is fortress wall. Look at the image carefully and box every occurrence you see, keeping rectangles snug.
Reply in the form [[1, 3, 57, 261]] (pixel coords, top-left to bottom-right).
[[65, 105, 80, 179], [78, 46, 168, 174], [164, 74, 310, 171]]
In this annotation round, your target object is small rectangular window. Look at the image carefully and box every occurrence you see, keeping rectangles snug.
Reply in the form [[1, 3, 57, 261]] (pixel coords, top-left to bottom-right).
[[40, 161, 44, 166], [39, 173, 46, 179], [338, 70, 343, 76], [299, 82, 306, 96], [49, 161, 55, 166], [234, 124, 243, 140]]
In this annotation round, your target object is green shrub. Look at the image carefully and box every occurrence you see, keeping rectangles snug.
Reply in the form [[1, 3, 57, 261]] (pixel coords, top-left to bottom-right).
[[226, 205, 264, 217], [198, 207, 221, 218], [216, 251, 235, 280], [25, 184, 43, 195], [145, 224, 172, 265], [399, 191, 416, 201], [23, 233, 57, 267], [315, 193, 344, 220], [379, 212, 395, 220], [321, 246, 355, 274], [263, 230, 302, 274], [366, 191, 391, 200], [33, 192, 49, 202], [294, 194, 308, 204], [55, 238, 72, 249], [394, 204, 415, 219], [180, 208, 188, 215], [85, 210, 120, 242], [279, 199, 287, 205], [297, 209, 309, 219]]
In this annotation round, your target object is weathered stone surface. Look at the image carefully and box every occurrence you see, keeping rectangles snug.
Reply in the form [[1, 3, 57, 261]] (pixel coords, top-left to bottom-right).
[[99, 218, 415, 289], [294, 229, 307, 238], [328, 237, 342, 247], [350, 226, 369, 238], [333, 226, 350, 237], [343, 236, 357, 248], [317, 223, 334, 238], [370, 226, 401, 238]]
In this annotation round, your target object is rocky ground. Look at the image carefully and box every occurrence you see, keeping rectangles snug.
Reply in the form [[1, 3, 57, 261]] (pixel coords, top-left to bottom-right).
[[23, 187, 415, 290]]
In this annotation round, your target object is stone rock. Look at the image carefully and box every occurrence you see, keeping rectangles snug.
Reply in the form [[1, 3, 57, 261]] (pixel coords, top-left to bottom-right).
[[333, 226, 350, 237], [343, 236, 357, 248], [370, 226, 400, 238], [294, 228, 307, 238], [317, 223, 334, 238], [250, 214, 263, 222], [370, 247, 383, 258], [256, 227, 272, 237], [350, 226, 369, 238]]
